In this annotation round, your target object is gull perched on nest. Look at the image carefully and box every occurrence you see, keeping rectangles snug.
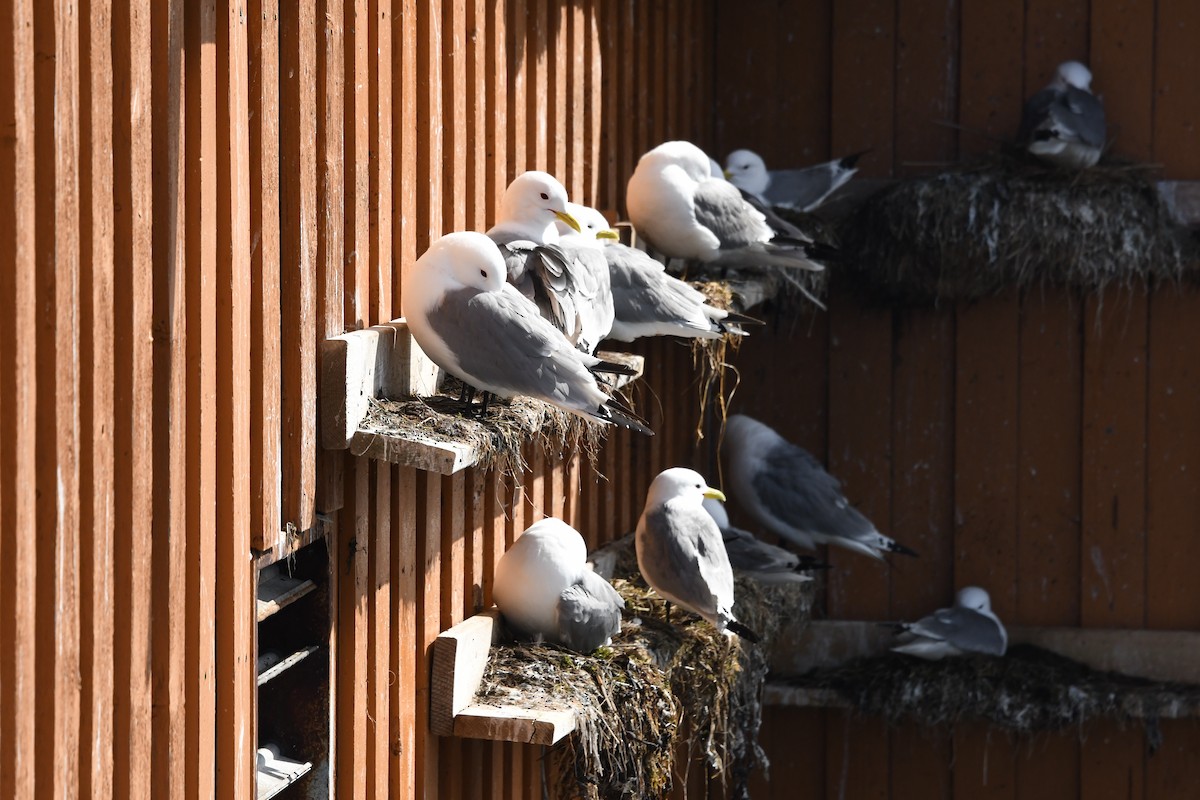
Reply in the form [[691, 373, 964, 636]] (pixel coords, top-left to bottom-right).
[[891, 586, 1008, 660], [493, 517, 625, 653], [401, 230, 651, 433], [488, 171, 614, 355], [722, 414, 918, 560], [556, 202, 761, 342], [702, 497, 827, 585], [636, 467, 760, 641], [625, 140, 832, 273], [1017, 61, 1106, 169], [723, 148, 864, 212]]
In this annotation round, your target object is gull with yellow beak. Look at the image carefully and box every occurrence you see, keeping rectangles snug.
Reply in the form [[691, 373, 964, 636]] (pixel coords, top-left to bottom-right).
[[635, 467, 759, 641], [487, 172, 613, 354]]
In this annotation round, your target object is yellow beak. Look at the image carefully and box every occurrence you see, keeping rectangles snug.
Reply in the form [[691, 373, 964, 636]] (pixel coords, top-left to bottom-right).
[[553, 209, 582, 233], [722, 169, 732, 179], [702, 487, 727, 503], [596, 228, 620, 241]]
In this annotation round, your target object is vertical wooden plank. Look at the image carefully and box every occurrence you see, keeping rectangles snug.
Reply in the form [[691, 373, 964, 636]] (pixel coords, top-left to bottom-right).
[[505, 0, 526, 179], [345, 0, 369, 329], [830, 0, 894, 176], [393, 0, 417, 313], [1091, 0, 1154, 163], [337, 459, 370, 800], [33, 0, 82, 793], [415, 472, 443, 799], [1023, 0, 1088, 99], [442, 473, 468, 627], [894, 0, 959, 175], [568, 0, 586, 200], [466, 0, 487, 230], [633, 0, 649, 157], [112, 0, 155, 795], [526, 0, 547, 170], [390, 466, 418, 799], [1153, 1, 1200, 177], [418, 0, 443, 249], [712, 0, 776, 159], [597, 0, 617, 213], [616, 0, 634, 209], [1080, 289, 1148, 799], [215, 2, 253, 796], [279, 0, 318, 533], [484, 0, 507, 219], [0, 0, 38, 794], [370, 0, 392, 325], [367, 464, 391, 800], [582, 0, 600, 203], [78, 0, 116, 793], [249, 0, 282, 554], [548, 0, 567, 181], [443, 0, 466, 231], [958, 0, 1023, 156]]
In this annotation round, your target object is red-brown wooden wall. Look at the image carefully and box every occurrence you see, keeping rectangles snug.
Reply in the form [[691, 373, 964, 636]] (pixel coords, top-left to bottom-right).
[[712, 2, 1200, 798]]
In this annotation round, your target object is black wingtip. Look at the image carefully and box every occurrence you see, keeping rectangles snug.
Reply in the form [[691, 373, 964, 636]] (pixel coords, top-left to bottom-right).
[[795, 556, 831, 572], [839, 149, 871, 169], [591, 359, 638, 376], [727, 620, 760, 643], [888, 540, 920, 558], [602, 397, 654, 436]]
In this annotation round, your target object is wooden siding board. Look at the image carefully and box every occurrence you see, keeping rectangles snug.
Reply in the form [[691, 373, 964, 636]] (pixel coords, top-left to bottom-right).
[[337, 458, 370, 799], [346, 0, 370, 330], [370, 0, 393, 323], [415, 471, 443, 799], [831, 0, 895, 176], [391, 466, 418, 799], [958, 0, 1024, 154], [894, 0, 959, 175], [1154, 1, 1200, 177], [1091, 0, 1155, 163]]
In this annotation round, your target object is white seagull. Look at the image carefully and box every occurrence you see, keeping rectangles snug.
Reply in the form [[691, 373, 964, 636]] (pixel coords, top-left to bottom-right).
[[400, 230, 651, 433], [556, 202, 760, 342], [487, 171, 614, 354], [891, 586, 1008, 660], [723, 148, 864, 212], [493, 517, 625, 653], [702, 497, 825, 585], [635, 467, 759, 641], [625, 140, 831, 272], [722, 414, 917, 560], [1017, 61, 1106, 169]]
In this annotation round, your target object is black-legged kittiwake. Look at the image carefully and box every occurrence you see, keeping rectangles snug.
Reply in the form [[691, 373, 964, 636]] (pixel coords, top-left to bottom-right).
[[557, 202, 761, 342], [702, 497, 826, 585], [723, 148, 864, 212], [1017, 61, 1106, 169], [487, 171, 613, 355], [400, 230, 651, 433], [493, 517, 625, 653], [625, 140, 831, 272], [722, 414, 917, 560], [891, 586, 1007, 660], [635, 467, 760, 641]]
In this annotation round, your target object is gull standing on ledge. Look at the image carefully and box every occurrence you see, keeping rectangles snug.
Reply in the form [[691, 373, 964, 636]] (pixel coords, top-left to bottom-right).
[[891, 586, 1008, 660], [488, 171, 614, 354], [722, 414, 917, 559], [493, 518, 625, 653], [1017, 61, 1106, 169], [401, 230, 651, 433], [625, 140, 831, 272], [557, 202, 761, 342], [636, 468, 760, 641]]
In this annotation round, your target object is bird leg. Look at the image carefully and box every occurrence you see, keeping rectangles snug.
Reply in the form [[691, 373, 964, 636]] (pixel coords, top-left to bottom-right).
[[478, 391, 493, 418], [665, 601, 672, 624], [457, 382, 477, 407]]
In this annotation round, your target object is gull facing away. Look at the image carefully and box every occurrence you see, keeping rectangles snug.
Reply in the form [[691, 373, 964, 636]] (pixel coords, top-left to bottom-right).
[[702, 497, 826, 585], [891, 586, 1008, 660], [493, 517, 625, 653], [400, 230, 651, 434], [557, 202, 761, 342], [1017, 61, 1106, 169], [722, 414, 917, 560], [635, 468, 760, 641], [724, 148, 864, 212], [487, 171, 614, 354], [625, 140, 830, 272]]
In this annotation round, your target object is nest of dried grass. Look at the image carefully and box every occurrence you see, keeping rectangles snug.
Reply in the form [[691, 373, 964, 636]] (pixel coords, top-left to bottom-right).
[[477, 536, 812, 799], [781, 644, 1200, 750], [838, 155, 1200, 304], [357, 374, 623, 475]]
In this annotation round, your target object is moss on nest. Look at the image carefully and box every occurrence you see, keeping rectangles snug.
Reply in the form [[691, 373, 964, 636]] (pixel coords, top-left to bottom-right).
[[782, 643, 1200, 749], [477, 536, 811, 799], [839, 155, 1200, 304]]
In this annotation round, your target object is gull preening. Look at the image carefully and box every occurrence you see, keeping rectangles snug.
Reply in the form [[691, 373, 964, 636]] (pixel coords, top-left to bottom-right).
[[1017, 61, 1106, 169], [493, 517, 625, 653], [636, 467, 760, 641], [722, 414, 917, 560], [401, 230, 651, 433], [891, 586, 1008, 660]]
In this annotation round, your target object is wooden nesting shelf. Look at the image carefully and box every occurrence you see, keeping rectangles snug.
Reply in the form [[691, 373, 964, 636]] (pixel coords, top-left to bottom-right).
[[256, 574, 317, 622], [430, 609, 578, 745], [256, 752, 313, 800], [257, 646, 321, 688], [321, 318, 644, 476]]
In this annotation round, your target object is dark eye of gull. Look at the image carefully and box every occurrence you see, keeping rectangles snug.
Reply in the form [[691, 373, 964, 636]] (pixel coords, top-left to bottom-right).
[[539, 192, 549, 200], [479, 269, 487, 278]]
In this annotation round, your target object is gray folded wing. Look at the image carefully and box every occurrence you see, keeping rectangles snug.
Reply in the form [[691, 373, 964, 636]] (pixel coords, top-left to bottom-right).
[[555, 570, 625, 653], [1018, 87, 1105, 148], [606, 244, 721, 339], [751, 441, 878, 544], [762, 158, 859, 211], [640, 506, 731, 619], [900, 607, 1006, 656], [721, 525, 800, 573], [692, 179, 773, 248]]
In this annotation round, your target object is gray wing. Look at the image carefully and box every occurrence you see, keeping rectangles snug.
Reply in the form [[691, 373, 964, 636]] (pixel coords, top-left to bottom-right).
[[721, 525, 800, 573], [555, 241, 615, 353], [554, 570, 625, 653], [606, 244, 720, 337], [1017, 87, 1058, 144], [752, 441, 878, 542], [903, 607, 1006, 656], [1058, 87, 1106, 147], [639, 505, 731, 619], [425, 285, 602, 411], [737, 188, 809, 240], [496, 240, 582, 343], [692, 179, 772, 248], [762, 155, 861, 211]]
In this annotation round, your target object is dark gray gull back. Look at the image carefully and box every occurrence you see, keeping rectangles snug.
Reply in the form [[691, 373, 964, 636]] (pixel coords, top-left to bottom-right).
[[555, 570, 625, 653], [762, 152, 865, 211]]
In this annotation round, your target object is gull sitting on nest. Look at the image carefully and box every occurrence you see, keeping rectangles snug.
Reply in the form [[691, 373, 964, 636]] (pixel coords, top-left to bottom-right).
[[702, 496, 827, 585], [493, 517, 625, 654], [1017, 61, 1106, 169], [723, 148, 864, 212], [891, 586, 1008, 660]]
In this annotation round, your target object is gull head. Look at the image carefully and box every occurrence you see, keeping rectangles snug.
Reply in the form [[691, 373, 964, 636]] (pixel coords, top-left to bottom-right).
[[516, 517, 589, 567], [723, 149, 770, 195], [497, 171, 582, 239], [558, 201, 619, 241], [1053, 61, 1093, 92], [415, 231, 507, 295], [637, 140, 713, 183], [645, 467, 726, 509], [955, 586, 992, 613]]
